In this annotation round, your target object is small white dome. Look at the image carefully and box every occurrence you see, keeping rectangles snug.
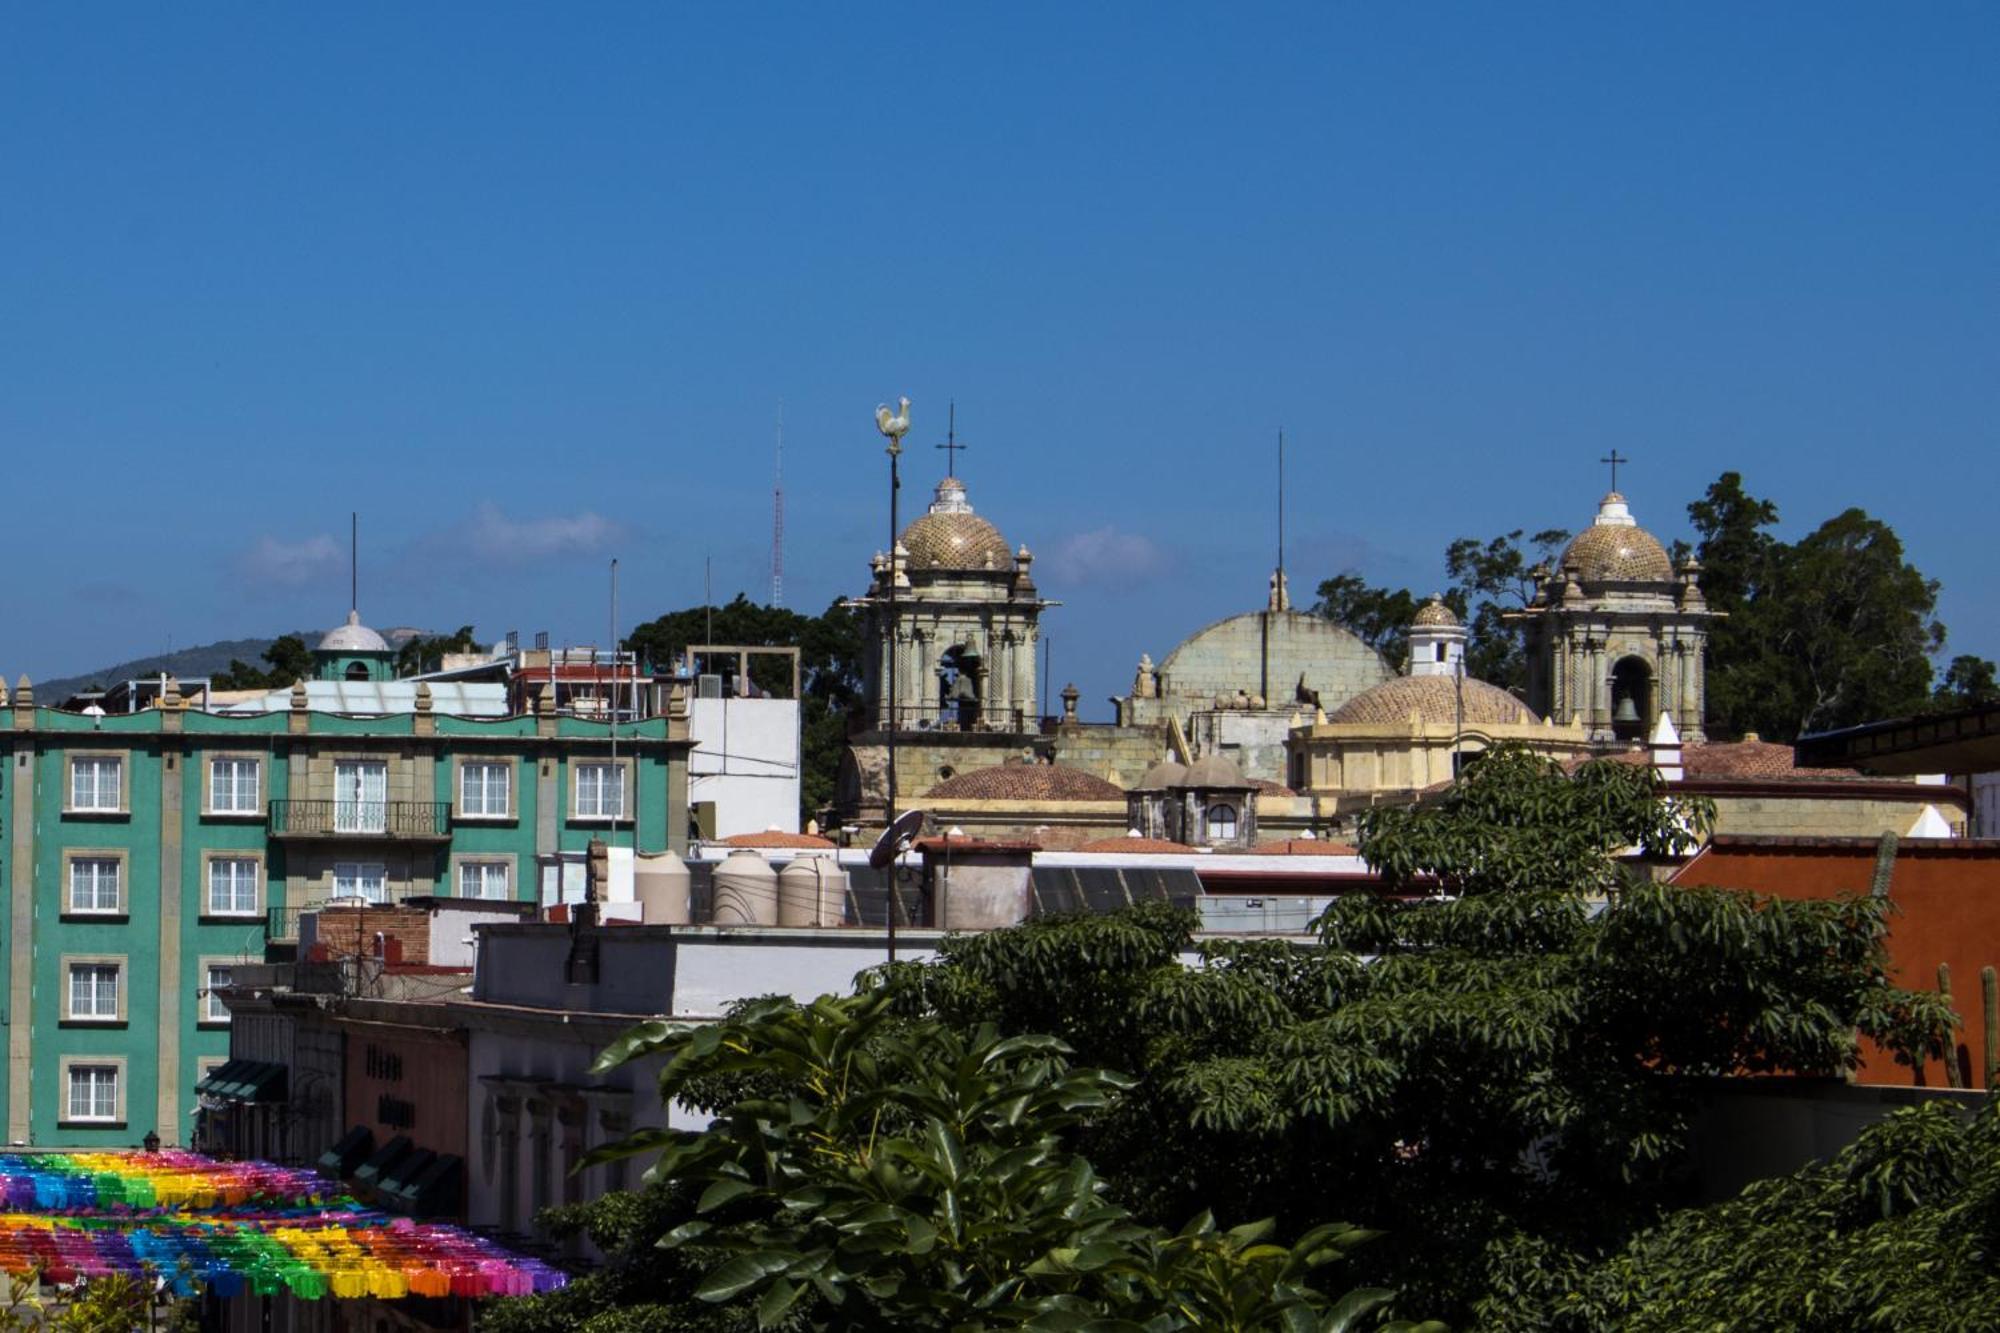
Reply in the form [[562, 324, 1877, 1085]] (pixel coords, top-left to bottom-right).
[[318, 610, 390, 653]]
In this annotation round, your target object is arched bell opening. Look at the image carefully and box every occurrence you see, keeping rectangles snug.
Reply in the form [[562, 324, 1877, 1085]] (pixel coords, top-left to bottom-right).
[[1610, 656, 1653, 741], [938, 645, 983, 730]]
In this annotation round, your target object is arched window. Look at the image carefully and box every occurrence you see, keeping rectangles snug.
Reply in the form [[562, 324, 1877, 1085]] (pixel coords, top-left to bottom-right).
[[1206, 803, 1238, 843], [345, 661, 371, 682]]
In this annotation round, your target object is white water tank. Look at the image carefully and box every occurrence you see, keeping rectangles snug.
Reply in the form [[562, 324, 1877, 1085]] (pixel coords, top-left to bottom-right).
[[777, 853, 849, 927], [711, 849, 779, 926], [633, 851, 692, 924]]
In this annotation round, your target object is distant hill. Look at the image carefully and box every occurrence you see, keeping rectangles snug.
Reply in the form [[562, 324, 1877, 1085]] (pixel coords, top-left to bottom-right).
[[35, 627, 438, 704]]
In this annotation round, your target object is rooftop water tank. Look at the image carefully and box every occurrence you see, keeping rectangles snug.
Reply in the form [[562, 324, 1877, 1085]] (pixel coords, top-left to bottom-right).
[[711, 849, 779, 927], [633, 851, 692, 925], [777, 852, 849, 928]]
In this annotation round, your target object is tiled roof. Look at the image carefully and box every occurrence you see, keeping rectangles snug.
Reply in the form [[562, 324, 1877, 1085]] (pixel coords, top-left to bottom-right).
[[1248, 778, 1294, 796], [720, 830, 837, 849], [1329, 675, 1540, 728], [1604, 739, 1862, 781], [925, 763, 1125, 802], [1247, 838, 1359, 855], [1073, 836, 1195, 854]]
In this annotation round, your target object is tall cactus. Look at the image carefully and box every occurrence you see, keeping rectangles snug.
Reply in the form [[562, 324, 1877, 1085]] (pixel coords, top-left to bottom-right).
[[1984, 966, 1998, 1091], [1937, 964, 1961, 1088], [1869, 831, 1899, 898]]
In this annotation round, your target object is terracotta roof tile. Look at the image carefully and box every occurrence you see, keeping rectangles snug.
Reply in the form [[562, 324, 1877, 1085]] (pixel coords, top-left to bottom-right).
[[720, 830, 837, 849], [1247, 838, 1359, 855], [925, 763, 1124, 802], [1603, 739, 1861, 781]]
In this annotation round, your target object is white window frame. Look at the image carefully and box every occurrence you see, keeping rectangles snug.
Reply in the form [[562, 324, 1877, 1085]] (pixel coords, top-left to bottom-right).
[[457, 860, 511, 901], [206, 856, 261, 917], [459, 761, 512, 819], [207, 756, 262, 815], [66, 962, 120, 1022], [1206, 803, 1239, 842], [203, 964, 235, 1024], [69, 756, 123, 813], [65, 1063, 120, 1123], [333, 861, 388, 904], [334, 760, 389, 834], [67, 856, 123, 915], [574, 762, 626, 820]]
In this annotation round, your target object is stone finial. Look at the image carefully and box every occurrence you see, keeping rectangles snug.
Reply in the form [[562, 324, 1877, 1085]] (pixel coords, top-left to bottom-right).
[[1132, 653, 1156, 699], [162, 675, 182, 709], [290, 680, 309, 711], [414, 682, 433, 713], [1677, 556, 1707, 611], [536, 685, 555, 716], [668, 683, 690, 720], [1060, 682, 1080, 722], [0, 680, 9, 707], [1559, 564, 1587, 607], [1268, 568, 1291, 612], [12, 677, 31, 707]]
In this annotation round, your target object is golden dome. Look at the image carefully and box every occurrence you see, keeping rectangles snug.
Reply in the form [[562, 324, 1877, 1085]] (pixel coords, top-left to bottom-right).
[[900, 477, 1015, 572], [1328, 675, 1542, 728], [1559, 492, 1674, 584], [1411, 595, 1460, 628]]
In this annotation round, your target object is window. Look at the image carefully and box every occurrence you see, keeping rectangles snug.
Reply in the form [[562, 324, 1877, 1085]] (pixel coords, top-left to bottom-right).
[[574, 763, 624, 819], [68, 858, 121, 914], [460, 762, 512, 818], [209, 757, 261, 814], [458, 861, 510, 901], [206, 858, 259, 916], [204, 965, 234, 1024], [333, 862, 388, 904], [1205, 803, 1238, 842], [70, 757, 121, 812], [67, 963, 119, 1021], [66, 1065, 119, 1122], [334, 760, 388, 834]]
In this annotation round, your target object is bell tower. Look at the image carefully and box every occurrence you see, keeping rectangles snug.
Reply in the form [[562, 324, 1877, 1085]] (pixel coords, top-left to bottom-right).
[[1513, 490, 1717, 745]]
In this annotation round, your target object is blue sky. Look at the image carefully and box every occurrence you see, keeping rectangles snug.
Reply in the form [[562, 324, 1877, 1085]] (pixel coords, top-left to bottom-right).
[[2, 4, 1994, 715]]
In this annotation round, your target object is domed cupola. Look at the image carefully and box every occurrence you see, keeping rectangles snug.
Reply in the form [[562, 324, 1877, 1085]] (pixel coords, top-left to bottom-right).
[[1407, 595, 1466, 677], [1558, 492, 1675, 585], [898, 478, 1016, 573], [314, 609, 395, 683]]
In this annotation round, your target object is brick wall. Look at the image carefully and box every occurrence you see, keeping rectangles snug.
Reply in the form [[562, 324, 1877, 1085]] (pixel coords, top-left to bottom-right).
[[307, 906, 432, 965]]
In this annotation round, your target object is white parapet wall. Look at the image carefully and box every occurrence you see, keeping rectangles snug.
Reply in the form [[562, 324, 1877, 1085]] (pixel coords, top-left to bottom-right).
[[689, 696, 802, 836]]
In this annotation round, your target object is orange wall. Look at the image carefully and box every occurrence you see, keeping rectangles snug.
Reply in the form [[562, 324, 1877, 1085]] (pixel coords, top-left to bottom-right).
[[1675, 844, 2000, 1087]]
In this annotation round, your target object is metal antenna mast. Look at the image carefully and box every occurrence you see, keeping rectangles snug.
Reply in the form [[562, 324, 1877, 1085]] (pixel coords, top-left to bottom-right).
[[350, 512, 358, 614], [772, 400, 785, 607], [1277, 429, 1285, 577]]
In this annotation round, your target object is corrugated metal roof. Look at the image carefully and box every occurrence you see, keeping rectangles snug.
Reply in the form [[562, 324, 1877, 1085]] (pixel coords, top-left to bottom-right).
[[216, 681, 512, 717]]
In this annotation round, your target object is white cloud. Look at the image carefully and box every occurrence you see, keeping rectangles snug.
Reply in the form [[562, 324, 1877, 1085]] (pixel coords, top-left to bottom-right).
[[237, 534, 345, 588], [1042, 526, 1172, 587], [465, 503, 623, 562]]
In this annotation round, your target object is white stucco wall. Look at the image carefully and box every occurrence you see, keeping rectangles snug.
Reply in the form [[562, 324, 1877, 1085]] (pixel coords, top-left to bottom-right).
[[689, 697, 802, 836]]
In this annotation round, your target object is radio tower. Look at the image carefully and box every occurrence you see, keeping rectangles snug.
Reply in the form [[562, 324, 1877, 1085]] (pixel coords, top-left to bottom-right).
[[770, 400, 785, 607]]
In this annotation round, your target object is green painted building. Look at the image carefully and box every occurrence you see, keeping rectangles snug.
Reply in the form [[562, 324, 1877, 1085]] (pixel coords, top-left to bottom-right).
[[0, 613, 690, 1147]]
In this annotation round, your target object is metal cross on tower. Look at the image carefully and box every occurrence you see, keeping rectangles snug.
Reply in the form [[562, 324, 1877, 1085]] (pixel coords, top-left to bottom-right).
[[1600, 449, 1629, 491], [935, 400, 967, 476]]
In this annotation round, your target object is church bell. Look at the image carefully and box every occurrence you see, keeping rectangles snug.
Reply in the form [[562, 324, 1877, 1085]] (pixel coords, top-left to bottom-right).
[[1612, 694, 1641, 726]]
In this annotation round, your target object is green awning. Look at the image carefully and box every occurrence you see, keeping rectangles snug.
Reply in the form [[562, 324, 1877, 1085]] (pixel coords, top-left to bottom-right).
[[197, 1059, 287, 1103]]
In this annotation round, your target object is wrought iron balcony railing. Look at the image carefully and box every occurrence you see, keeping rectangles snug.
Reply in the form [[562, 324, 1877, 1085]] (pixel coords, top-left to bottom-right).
[[268, 800, 451, 840]]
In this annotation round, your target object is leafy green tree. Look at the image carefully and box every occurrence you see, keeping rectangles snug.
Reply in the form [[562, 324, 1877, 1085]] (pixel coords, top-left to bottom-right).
[[1934, 653, 1999, 709], [625, 596, 862, 825], [1313, 575, 1424, 671], [1480, 1099, 2000, 1331], [395, 624, 481, 677], [884, 747, 1952, 1322], [559, 992, 1434, 1332], [1440, 529, 1569, 690], [211, 634, 314, 690]]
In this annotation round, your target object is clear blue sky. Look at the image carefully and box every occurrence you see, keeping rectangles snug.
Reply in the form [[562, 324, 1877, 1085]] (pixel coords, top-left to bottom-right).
[[2, 4, 1994, 715]]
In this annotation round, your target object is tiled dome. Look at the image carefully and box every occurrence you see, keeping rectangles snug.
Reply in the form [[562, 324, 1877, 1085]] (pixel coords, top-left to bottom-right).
[[925, 762, 1124, 801], [1133, 759, 1188, 791], [1183, 753, 1250, 788], [1411, 595, 1461, 628], [1560, 492, 1674, 584], [1328, 674, 1542, 728], [900, 478, 1015, 572]]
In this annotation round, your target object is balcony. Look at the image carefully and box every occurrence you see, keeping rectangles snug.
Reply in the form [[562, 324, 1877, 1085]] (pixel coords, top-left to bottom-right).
[[268, 800, 451, 842]]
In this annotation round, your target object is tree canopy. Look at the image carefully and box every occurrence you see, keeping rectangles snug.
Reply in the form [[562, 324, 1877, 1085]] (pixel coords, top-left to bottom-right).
[[1317, 472, 1988, 738], [624, 596, 863, 823], [210, 634, 313, 690]]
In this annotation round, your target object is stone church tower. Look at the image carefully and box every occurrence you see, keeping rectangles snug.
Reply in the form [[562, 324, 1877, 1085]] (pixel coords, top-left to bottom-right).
[[839, 476, 1056, 822], [1515, 491, 1717, 745]]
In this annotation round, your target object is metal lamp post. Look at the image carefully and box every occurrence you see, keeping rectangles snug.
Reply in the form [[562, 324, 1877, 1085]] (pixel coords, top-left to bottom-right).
[[874, 398, 912, 947]]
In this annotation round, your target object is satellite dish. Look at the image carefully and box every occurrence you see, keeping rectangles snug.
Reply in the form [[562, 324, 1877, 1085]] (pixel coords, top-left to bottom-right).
[[868, 809, 927, 871]]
